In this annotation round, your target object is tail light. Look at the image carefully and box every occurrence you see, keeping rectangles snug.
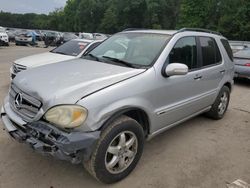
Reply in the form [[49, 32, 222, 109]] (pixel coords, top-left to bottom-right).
[[245, 63, 250, 67]]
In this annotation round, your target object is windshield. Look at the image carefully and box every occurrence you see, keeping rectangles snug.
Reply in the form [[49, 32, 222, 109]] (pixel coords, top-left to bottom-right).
[[234, 49, 250, 59], [51, 40, 90, 56], [83, 33, 171, 67]]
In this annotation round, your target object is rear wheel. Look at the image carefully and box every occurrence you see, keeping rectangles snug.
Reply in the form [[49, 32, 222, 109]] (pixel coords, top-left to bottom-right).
[[206, 86, 230, 120], [84, 115, 144, 184]]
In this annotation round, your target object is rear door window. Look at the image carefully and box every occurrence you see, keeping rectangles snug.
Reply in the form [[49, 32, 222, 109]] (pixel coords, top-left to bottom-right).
[[199, 37, 222, 67]]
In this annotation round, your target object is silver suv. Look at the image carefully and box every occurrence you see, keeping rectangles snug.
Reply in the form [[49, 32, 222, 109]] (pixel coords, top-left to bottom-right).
[[1, 28, 234, 183]]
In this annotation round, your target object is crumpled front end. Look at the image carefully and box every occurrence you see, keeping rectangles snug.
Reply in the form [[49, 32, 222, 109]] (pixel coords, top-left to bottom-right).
[[1, 98, 100, 164]]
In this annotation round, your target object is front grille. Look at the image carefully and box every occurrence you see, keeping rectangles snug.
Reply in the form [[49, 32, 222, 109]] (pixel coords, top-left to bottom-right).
[[9, 84, 42, 122], [13, 64, 27, 74]]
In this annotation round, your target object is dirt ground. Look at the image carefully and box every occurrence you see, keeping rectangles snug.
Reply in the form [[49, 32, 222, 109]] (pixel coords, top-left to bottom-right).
[[0, 45, 249, 188]]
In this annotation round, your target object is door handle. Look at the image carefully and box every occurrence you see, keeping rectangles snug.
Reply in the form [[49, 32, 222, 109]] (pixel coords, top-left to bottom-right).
[[194, 75, 202, 80], [220, 70, 226, 74]]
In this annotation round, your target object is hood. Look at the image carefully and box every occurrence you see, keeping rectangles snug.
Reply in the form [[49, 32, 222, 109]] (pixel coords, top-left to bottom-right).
[[14, 52, 75, 68], [13, 59, 145, 109]]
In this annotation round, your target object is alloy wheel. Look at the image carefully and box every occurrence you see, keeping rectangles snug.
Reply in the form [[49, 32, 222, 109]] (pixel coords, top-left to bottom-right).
[[105, 131, 138, 174]]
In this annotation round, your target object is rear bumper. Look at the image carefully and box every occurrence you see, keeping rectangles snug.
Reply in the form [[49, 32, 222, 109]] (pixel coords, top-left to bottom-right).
[[234, 65, 250, 79], [1, 106, 100, 164]]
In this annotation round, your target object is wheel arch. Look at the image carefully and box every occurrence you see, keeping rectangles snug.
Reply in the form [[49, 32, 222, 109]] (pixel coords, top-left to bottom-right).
[[99, 107, 150, 137], [224, 82, 232, 92]]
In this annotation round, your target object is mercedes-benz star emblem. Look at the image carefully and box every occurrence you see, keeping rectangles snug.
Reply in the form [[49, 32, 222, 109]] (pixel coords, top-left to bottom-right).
[[14, 93, 23, 109]]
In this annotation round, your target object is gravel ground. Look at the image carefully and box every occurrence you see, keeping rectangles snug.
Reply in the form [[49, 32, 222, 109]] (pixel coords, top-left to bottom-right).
[[0, 45, 250, 188]]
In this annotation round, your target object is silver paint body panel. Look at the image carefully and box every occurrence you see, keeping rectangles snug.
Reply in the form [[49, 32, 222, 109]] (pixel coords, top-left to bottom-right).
[[2, 30, 234, 137]]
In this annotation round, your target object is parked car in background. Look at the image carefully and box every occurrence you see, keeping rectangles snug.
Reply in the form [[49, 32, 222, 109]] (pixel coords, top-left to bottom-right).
[[34, 30, 43, 41], [5, 28, 17, 42], [44, 31, 63, 47], [93, 33, 108, 40], [79, 32, 94, 40], [2, 28, 234, 183], [62, 32, 78, 43], [31, 30, 41, 42], [40, 30, 48, 40], [10, 39, 103, 79], [79, 32, 108, 40], [229, 41, 250, 53], [234, 48, 250, 80], [15, 31, 36, 46], [230, 44, 248, 53], [0, 26, 9, 46]]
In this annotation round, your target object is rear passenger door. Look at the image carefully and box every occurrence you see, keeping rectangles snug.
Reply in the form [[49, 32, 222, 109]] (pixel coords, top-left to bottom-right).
[[197, 36, 225, 104]]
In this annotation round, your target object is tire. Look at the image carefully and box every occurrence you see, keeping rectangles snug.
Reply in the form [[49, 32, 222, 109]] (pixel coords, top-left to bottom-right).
[[84, 115, 144, 184], [206, 86, 230, 120]]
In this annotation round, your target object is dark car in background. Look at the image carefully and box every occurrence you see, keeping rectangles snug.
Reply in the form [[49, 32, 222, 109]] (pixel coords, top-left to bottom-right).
[[34, 30, 43, 41], [6, 30, 16, 42], [44, 31, 63, 47], [234, 48, 250, 80]]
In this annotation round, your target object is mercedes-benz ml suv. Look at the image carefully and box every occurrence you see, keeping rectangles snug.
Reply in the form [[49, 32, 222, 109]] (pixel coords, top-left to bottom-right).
[[1, 28, 234, 184]]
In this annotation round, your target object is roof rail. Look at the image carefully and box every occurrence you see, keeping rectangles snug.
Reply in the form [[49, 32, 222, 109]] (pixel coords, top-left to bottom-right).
[[177, 28, 222, 36]]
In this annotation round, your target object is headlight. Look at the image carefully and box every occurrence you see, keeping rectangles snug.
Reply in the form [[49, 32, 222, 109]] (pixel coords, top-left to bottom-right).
[[44, 105, 88, 128]]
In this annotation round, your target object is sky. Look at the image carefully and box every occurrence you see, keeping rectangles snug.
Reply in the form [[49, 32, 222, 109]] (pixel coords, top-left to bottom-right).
[[0, 0, 68, 14]]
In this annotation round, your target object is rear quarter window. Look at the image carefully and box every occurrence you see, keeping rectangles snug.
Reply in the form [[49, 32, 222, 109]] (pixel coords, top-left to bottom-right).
[[199, 37, 222, 67], [220, 39, 233, 61]]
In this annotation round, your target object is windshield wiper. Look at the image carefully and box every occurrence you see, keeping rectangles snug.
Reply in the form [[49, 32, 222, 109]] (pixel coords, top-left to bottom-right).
[[54, 51, 67, 55], [85, 53, 101, 62], [102, 56, 135, 68]]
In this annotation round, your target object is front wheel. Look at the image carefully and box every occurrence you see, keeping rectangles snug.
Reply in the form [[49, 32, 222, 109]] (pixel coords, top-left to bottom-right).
[[84, 115, 144, 184], [206, 86, 230, 120]]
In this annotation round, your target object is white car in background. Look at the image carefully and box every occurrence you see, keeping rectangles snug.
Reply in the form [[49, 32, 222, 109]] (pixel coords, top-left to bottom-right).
[[10, 39, 102, 79], [79, 32, 108, 40], [0, 26, 9, 46]]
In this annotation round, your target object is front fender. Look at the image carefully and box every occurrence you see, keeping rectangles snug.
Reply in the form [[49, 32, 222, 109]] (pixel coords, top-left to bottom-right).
[[77, 97, 154, 132]]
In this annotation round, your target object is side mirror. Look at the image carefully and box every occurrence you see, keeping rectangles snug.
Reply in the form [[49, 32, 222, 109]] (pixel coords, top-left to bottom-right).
[[164, 63, 188, 77]]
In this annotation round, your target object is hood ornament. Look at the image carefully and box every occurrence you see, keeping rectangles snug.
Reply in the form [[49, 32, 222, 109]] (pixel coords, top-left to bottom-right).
[[14, 93, 23, 109]]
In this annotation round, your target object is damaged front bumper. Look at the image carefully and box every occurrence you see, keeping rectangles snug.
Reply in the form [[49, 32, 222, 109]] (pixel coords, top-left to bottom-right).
[[1, 106, 100, 164]]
